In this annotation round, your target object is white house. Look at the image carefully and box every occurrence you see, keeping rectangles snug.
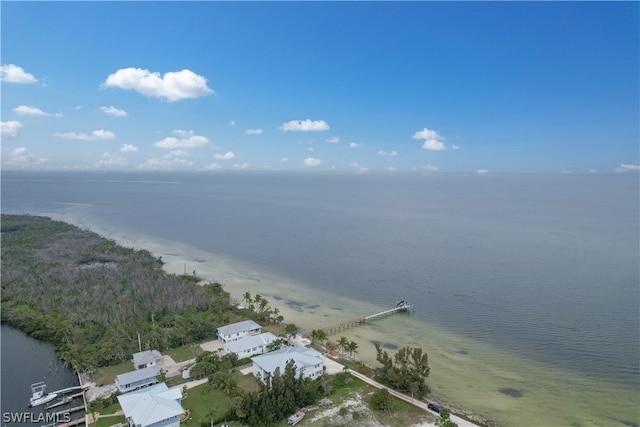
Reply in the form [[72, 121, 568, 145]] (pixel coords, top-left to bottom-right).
[[116, 365, 160, 394], [252, 346, 324, 384], [133, 350, 162, 370], [217, 320, 262, 343], [224, 332, 278, 358], [117, 383, 184, 427]]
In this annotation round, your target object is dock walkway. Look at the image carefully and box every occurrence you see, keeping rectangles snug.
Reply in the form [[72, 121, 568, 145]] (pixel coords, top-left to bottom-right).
[[322, 302, 414, 335]]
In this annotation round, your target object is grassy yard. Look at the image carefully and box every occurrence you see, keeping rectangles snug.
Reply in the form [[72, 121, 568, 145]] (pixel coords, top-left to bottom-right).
[[164, 343, 204, 362], [93, 415, 126, 427], [180, 383, 234, 427], [97, 403, 121, 415], [91, 361, 134, 386]]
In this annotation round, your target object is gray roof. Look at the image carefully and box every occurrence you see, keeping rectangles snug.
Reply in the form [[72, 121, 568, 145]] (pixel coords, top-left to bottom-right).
[[252, 346, 323, 375], [225, 332, 278, 354], [116, 365, 160, 385], [217, 320, 262, 337], [133, 350, 162, 367], [117, 383, 183, 426]]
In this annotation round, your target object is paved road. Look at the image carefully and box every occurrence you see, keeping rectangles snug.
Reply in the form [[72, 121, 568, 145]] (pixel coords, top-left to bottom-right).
[[346, 369, 480, 427]]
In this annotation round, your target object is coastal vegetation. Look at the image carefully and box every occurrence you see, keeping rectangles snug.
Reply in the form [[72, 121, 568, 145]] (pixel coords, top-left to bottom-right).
[[374, 343, 431, 399], [1, 214, 235, 369], [3, 214, 446, 427]]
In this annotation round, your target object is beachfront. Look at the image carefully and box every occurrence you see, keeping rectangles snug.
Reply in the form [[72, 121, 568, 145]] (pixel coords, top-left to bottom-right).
[[43, 210, 639, 427]]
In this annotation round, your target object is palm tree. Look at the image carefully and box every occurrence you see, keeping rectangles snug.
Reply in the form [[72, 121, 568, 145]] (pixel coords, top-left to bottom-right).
[[253, 294, 263, 313], [242, 292, 252, 310], [337, 336, 349, 356], [347, 340, 359, 359]]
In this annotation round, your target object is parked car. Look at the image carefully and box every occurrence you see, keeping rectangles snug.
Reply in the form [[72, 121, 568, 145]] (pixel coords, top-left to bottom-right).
[[428, 403, 442, 413]]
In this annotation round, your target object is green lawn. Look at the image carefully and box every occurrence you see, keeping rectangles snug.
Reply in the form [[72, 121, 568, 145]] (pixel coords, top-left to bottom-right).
[[98, 403, 121, 415], [231, 370, 261, 393], [181, 383, 234, 427], [93, 415, 126, 427], [91, 361, 135, 386], [164, 344, 203, 362]]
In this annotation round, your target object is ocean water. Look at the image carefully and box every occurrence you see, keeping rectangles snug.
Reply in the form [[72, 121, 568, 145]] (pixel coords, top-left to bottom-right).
[[1, 171, 638, 426]]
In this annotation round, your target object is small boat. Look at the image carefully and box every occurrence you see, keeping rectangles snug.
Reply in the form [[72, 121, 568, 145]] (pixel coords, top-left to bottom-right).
[[287, 411, 305, 425], [29, 382, 58, 407]]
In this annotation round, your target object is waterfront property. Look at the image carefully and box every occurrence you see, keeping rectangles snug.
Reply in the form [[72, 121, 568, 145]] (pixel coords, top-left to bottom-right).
[[133, 350, 162, 370], [116, 365, 161, 394], [217, 320, 262, 343], [117, 382, 184, 427], [224, 332, 278, 358], [252, 346, 324, 384]]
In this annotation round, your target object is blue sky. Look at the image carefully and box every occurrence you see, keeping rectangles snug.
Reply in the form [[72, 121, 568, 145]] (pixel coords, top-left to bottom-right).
[[1, 1, 638, 174]]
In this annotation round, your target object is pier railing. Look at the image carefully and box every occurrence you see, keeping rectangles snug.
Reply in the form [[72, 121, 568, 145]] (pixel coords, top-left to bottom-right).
[[322, 303, 414, 335]]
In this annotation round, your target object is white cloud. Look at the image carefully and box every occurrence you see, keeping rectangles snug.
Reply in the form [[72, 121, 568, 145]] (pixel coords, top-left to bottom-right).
[[476, 169, 489, 175], [307, 147, 315, 152], [452, 144, 460, 150], [214, 151, 236, 160], [1, 64, 37, 83], [3, 147, 48, 168], [279, 119, 329, 132], [233, 162, 250, 170], [349, 142, 361, 148], [137, 158, 171, 170], [14, 105, 49, 116], [349, 162, 369, 174], [92, 129, 116, 139], [413, 127, 447, 151], [137, 156, 193, 170], [422, 139, 445, 151], [589, 169, 598, 174], [172, 158, 194, 166], [616, 164, 640, 172], [281, 157, 289, 162], [304, 157, 322, 167], [154, 130, 209, 149], [377, 150, 397, 156], [100, 106, 128, 117], [326, 136, 340, 143], [387, 166, 398, 172], [103, 67, 214, 102], [244, 128, 263, 135], [164, 150, 189, 158], [422, 164, 439, 172], [94, 153, 128, 168], [54, 129, 116, 140], [1, 120, 23, 140], [203, 162, 222, 170], [119, 144, 139, 153], [229, 120, 237, 127]]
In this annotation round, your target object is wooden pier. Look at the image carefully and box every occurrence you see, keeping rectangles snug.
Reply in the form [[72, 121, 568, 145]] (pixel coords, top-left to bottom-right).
[[322, 301, 414, 335]]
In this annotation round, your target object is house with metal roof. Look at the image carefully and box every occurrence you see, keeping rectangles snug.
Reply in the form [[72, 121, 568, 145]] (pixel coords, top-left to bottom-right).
[[133, 350, 162, 370], [217, 320, 262, 343], [251, 346, 324, 384], [117, 382, 184, 427], [116, 365, 161, 394], [224, 332, 279, 358]]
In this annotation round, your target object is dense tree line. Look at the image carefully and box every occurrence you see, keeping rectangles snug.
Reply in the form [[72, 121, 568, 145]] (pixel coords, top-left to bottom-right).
[[374, 343, 431, 399], [1, 214, 232, 369], [227, 359, 321, 427]]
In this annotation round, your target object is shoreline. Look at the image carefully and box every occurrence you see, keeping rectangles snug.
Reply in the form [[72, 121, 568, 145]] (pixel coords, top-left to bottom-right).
[[28, 210, 640, 427]]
